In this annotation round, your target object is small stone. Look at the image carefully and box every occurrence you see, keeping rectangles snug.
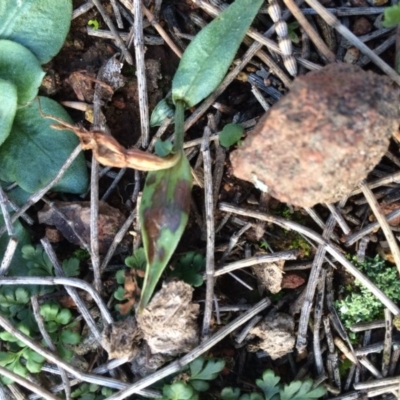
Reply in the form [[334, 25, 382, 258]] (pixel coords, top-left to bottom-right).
[[247, 313, 295, 359], [352, 17, 372, 36], [231, 63, 398, 207], [344, 47, 360, 64]]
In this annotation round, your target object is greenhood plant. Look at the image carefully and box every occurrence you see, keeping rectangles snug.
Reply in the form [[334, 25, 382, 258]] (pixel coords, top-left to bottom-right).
[[138, 0, 264, 310], [0, 0, 88, 198]]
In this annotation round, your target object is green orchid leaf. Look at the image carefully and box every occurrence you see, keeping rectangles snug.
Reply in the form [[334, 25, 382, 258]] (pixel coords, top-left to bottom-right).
[[150, 97, 175, 127], [0, 40, 44, 106], [0, 79, 17, 146], [219, 124, 244, 148], [172, 0, 263, 107], [139, 151, 192, 310], [383, 4, 400, 27], [0, 0, 72, 64], [0, 97, 88, 194], [155, 139, 173, 157]]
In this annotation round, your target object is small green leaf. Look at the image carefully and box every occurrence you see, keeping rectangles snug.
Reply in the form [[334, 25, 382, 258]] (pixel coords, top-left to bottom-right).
[[189, 380, 209, 392], [0, 79, 17, 146], [0, 331, 17, 342], [116, 270, 126, 285], [256, 370, 280, 400], [281, 379, 326, 400], [155, 140, 174, 158], [0, 97, 89, 194], [190, 357, 225, 381], [88, 19, 100, 30], [0, 39, 45, 105], [139, 151, 192, 310], [11, 359, 28, 377], [219, 124, 244, 148], [55, 308, 72, 325], [60, 330, 81, 345], [0, 352, 18, 366], [23, 349, 45, 364], [383, 4, 400, 27], [169, 251, 205, 287], [40, 303, 59, 321], [114, 286, 126, 301], [0, 0, 72, 64], [172, 0, 263, 107], [125, 247, 146, 270], [26, 358, 44, 373], [163, 382, 194, 400], [62, 257, 80, 277], [150, 98, 175, 127], [221, 387, 241, 400]]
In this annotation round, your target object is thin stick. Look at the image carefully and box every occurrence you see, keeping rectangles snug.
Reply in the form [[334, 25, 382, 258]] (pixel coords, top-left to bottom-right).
[[0, 314, 126, 390], [0, 185, 13, 235], [382, 309, 393, 377], [133, 0, 150, 147], [297, 199, 346, 356], [105, 298, 271, 400], [345, 207, 400, 247], [31, 296, 71, 400], [0, 366, 59, 400], [0, 237, 18, 276], [140, 5, 183, 58], [359, 180, 400, 275], [283, 0, 336, 63], [302, 0, 400, 85], [100, 210, 137, 272], [201, 126, 215, 340], [0, 276, 112, 324], [213, 250, 298, 277], [91, 0, 133, 64], [219, 202, 400, 315], [41, 238, 106, 344]]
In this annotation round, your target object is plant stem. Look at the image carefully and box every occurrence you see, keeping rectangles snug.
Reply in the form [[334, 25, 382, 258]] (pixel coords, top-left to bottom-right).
[[173, 100, 185, 152]]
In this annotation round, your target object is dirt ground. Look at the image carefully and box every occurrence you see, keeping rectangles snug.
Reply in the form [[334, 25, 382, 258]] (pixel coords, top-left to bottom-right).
[[3, 0, 400, 398]]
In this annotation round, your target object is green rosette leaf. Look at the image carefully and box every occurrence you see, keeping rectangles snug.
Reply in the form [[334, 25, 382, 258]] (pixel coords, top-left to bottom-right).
[[139, 152, 192, 310], [0, 97, 88, 194], [0, 0, 72, 64], [0, 39, 44, 106], [0, 79, 17, 145]]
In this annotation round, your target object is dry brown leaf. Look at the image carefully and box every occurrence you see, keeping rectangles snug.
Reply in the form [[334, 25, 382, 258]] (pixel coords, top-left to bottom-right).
[[38, 201, 126, 254]]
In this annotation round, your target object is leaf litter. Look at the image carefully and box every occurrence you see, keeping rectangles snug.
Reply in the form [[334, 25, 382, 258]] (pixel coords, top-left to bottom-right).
[[2, 0, 400, 399]]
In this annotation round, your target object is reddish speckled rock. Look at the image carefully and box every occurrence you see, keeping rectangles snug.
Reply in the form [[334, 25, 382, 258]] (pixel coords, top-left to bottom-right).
[[231, 63, 399, 207]]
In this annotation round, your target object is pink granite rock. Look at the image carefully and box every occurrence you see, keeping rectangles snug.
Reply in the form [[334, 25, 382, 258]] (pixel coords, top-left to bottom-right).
[[231, 63, 399, 207]]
